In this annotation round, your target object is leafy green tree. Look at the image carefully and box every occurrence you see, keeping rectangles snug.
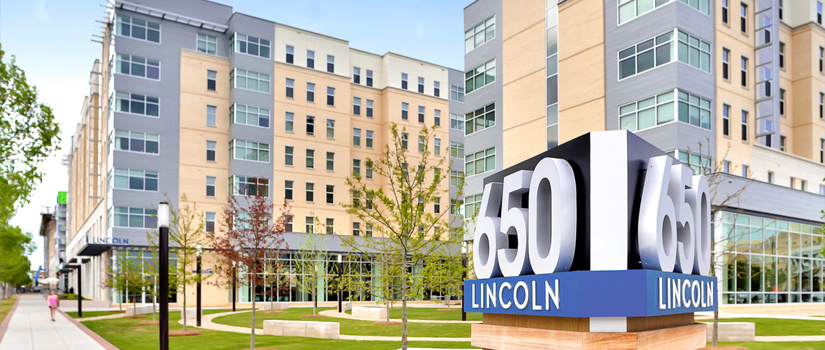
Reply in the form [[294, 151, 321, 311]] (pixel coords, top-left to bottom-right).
[[0, 45, 60, 223], [104, 255, 148, 312], [342, 123, 450, 349], [293, 215, 330, 315], [0, 224, 33, 297]]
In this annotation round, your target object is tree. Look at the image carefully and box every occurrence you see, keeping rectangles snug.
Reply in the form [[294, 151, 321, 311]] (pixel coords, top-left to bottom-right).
[[342, 123, 449, 349], [422, 236, 466, 309], [0, 224, 33, 297], [104, 255, 148, 312], [209, 196, 289, 350], [0, 45, 61, 223], [293, 215, 329, 315]]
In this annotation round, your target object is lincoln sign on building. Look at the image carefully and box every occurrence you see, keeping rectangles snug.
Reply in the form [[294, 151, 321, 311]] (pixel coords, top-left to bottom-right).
[[464, 131, 717, 320]]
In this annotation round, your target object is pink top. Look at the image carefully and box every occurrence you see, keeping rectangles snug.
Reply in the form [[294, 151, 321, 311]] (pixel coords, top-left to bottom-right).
[[48, 295, 58, 307]]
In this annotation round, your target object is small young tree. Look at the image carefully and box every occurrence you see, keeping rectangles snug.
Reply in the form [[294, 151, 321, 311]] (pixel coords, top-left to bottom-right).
[[422, 236, 466, 309], [293, 215, 329, 315], [342, 123, 449, 349], [210, 196, 289, 350], [104, 255, 147, 312]]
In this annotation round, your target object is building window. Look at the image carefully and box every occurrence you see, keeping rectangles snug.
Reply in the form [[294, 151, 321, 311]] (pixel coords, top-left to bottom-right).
[[465, 147, 495, 176], [820, 47, 824, 73], [740, 56, 748, 87], [767, 171, 774, 184], [231, 104, 269, 128], [285, 180, 293, 200], [230, 140, 270, 162], [450, 113, 465, 131], [306, 149, 315, 169], [352, 222, 360, 236], [722, 48, 730, 80], [741, 110, 749, 141], [801, 180, 807, 191], [619, 89, 709, 131], [366, 130, 374, 148], [722, 0, 729, 23], [327, 87, 335, 106], [366, 70, 374, 87], [353, 159, 361, 177], [353, 128, 361, 147], [464, 194, 483, 219], [741, 164, 749, 178], [780, 135, 786, 151], [418, 106, 425, 123], [285, 112, 294, 132], [722, 160, 731, 173], [450, 85, 465, 102], [434, 138, 441, 156], [450, 142, 464, 158], [465, 103, 496, 135], [818, 2, 823, 24], [112, 207, 157, 228], [740, 3, 748, 33], [418, 135, 425, 153], [820, 138, 824, 163], [820, 185, 825, 195], [207, 105, 217, 127], [353, 67, 361, 84], [326, 152, 335, 171], [669, 150, 712, 175], [116, 15, 160, 43], [307, 82, 315, 102], [112, 168, 158, 191], [307, 50, 315, 68], [619, 0, 708, 25], [778, 0, 784, 20], [401, 132, 409, 150], [326, 185, 334, 204], [326, 218, 335, 234], [790, 177, 796, 189], [113, 130, 159, 154], [418, 77, 424, 93], [619, 29, 710, 80], [232, 69, 270, 93], [365, 223, 373, 237], [205, 212, 215, 233], [465, 60, 496, 93], [285, 146, 294, 166], [305, 216, 314, 232], [305, 183, 315, 202], [401, 102, 409, 120], [326, 119, 335, 139], [820, 93, 824, 118], [722, 104, 731, 136], [285, 45, 294, 64], [366, 161, 373, 179], [353, 97, 361, 115], [206, 176, 216, 197], [434, 81, 441, 97], [206, 141, 216, 161], [115, 92, 159, 117], [197, 34, 217, 54], [326, 55, 335, 73], [401, 73, 408, 89], [366, 100, 374, 118], [286, 78, 294, 98], [207, 70, 217, 91], [779, 42, 785, 69], [116, 54, 160, 80], [779, 89, 786, 116], [233, 33, 270, 58], [434, 197, 441, 214], [465, 16, 495, 53], [307, 116, 315, 135], [433, 109, 441, 127]]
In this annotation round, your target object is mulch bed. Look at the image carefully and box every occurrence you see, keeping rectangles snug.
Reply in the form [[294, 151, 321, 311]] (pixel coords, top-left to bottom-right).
[[123, 315, 148, 319], [373, 321, 402, 325], [169, 329, 201, 337], [137, 320, 159, 325], [301, 314, 326, 318], [261, 310, 284, 314]]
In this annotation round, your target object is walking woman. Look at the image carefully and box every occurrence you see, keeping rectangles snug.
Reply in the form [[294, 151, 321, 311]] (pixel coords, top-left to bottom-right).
[[48, 290, 59, 321]]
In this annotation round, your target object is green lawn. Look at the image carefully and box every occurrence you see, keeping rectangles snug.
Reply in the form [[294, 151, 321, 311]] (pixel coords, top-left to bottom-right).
[[82, 311, 476, 350], [387, 307, 482, 321], [0, 295, 17, 324], [702, 318, 825, 336], [66, 310, 125, 318], [212, 307, 472, 338], [716, 342, 825, 350]]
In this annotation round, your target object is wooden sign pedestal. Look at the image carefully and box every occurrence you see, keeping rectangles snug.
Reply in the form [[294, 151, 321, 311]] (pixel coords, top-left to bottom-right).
[[471, 313, 706, 350]]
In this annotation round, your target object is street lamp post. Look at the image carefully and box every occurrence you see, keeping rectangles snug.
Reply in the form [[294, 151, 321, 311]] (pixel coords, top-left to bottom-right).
[[196, 243, 202, 327], [461, 245, 468, 322], [158, 202, 170, 350], [337, 254, 343, 313], [231, 261, 237, 312]]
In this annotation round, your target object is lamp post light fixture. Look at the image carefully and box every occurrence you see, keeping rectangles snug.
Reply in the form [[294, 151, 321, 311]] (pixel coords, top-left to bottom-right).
[[231, 260, 237, 312], [196, 243, 202, 327], [337, 254, 343, 313], [158, 201, 170, 350], [461, 244, 468, 322]]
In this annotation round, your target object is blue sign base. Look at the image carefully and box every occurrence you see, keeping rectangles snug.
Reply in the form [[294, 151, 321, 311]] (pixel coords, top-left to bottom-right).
[[463, 270, 717, 318]]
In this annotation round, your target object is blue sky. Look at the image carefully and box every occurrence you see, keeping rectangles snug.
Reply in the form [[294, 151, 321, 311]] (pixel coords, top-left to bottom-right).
[[0, 0, 467, 271]]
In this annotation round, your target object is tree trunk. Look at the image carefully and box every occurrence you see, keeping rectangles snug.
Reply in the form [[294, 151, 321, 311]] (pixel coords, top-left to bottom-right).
[[385, 299, 390, 323], [251, 280, 256, 350], [182, 285, 187, 331], [712, 310, 719, 346], [401, 269, 408, 350], [152, 295, 156, 322], [313, 293, 317, 315]]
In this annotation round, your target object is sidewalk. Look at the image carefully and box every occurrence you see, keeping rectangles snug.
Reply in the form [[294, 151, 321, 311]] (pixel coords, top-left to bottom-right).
[[0, 294, 112, 350]]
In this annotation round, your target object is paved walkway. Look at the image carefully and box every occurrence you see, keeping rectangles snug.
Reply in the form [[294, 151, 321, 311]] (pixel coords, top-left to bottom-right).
[[318, 309, 481, 324], [0, 295, 112, 350]]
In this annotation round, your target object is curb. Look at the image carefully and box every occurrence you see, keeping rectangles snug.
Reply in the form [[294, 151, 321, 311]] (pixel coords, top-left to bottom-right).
[[59, 308, 120, 350], [0, 296, 20, 343]]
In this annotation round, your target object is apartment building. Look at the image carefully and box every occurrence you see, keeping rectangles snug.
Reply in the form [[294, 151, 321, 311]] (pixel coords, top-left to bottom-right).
[[66, 0, 462, 306], [463, 0, 825, 304]]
